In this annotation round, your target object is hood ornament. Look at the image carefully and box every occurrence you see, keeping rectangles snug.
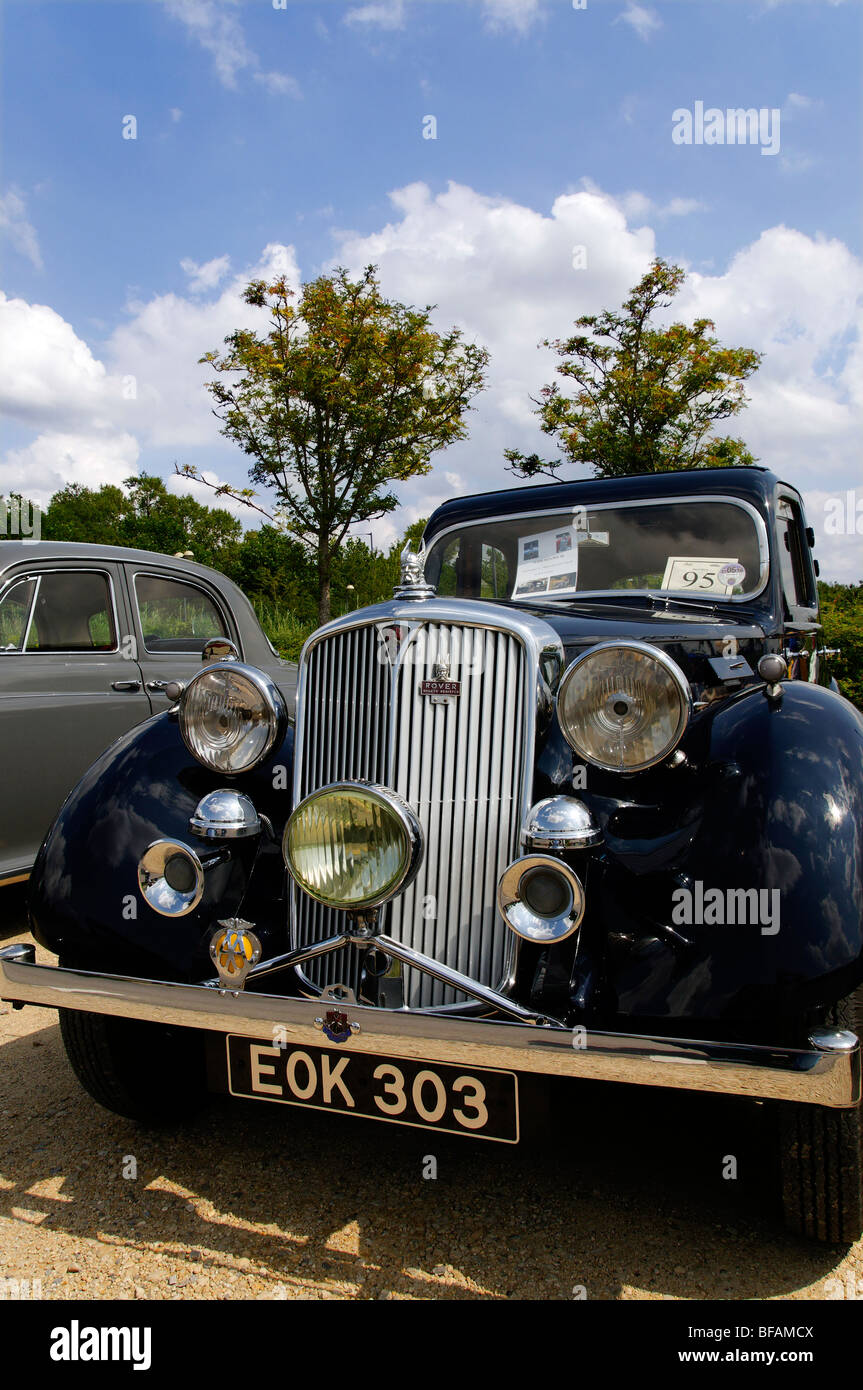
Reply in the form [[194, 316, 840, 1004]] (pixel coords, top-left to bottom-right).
[[393, 542, 436, 601]]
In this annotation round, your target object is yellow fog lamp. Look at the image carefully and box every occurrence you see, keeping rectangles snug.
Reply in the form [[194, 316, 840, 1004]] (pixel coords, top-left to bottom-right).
[[283, 781, 423, 910]]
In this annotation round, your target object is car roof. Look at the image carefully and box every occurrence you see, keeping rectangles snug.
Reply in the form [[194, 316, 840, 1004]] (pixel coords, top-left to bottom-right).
[[0, 540, 228, 584], [424, 466, 793, 543]]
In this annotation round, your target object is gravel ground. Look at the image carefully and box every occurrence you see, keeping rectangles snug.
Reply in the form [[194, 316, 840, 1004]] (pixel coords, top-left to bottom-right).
[[1, 909, 861, 1302]]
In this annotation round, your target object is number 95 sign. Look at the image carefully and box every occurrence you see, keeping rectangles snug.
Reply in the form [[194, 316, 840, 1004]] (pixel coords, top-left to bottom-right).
[[661, 556, 746, 595]]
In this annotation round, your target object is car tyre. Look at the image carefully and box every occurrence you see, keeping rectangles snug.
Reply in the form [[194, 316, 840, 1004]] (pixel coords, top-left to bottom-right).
[[780, 982, 863, 1244], [58, 959, 207, 1124]]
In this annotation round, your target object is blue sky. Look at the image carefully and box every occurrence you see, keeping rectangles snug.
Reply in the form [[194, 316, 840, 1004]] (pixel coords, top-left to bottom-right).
[[1, 0, 861, 577]]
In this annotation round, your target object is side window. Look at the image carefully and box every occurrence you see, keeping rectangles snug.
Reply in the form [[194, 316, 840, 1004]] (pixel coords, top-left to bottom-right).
[[480, 544, 509, 599], [435, 538, 509, 599], [777, 498, 814, 612], [0, 576, 37, 652], [22, 571, 116, 652], [134, 574, 228, 654], [436, 539, 460, 597]]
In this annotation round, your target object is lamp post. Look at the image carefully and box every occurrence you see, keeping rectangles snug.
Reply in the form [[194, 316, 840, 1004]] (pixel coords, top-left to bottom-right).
[[346, 584, 356, 612]]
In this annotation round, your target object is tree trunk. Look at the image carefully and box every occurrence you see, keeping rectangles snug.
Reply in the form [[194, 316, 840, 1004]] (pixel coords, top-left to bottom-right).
[[317, 537, 331, 627]]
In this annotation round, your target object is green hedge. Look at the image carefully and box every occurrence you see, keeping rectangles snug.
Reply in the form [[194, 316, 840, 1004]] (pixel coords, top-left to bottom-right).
[[818, 582, 863, 710]]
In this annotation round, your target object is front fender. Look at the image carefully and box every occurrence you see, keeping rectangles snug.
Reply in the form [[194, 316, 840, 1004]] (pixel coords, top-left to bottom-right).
[[29, 710, 295, 980], [603, 681, 863, 1028]]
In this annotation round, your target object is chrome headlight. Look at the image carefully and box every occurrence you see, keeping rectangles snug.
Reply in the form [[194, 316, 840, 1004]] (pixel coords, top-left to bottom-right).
[[179, 663, 286, 775], [557, 641, 691, 773], [284, 782, 423, 910]]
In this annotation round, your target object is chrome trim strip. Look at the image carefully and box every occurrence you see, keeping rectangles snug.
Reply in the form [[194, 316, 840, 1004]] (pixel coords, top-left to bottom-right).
[[1, 954, 858, 1109], [423, 494, 771, 606]]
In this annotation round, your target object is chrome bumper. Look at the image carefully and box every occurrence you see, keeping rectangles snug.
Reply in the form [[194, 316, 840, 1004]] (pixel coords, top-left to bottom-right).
[[1, 949, 859, 1109]]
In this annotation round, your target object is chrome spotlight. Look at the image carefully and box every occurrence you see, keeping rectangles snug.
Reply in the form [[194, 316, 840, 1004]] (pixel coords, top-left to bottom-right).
[[497, 855, 585, 943], [137, 839, 205, 917], [190, 789, 261, 840], [201, 637, 239, 664], [522, 797, 601, 851]]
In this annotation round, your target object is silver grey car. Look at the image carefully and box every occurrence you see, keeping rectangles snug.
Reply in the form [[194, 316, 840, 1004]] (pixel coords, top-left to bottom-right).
[[0, 541, 296, 891]]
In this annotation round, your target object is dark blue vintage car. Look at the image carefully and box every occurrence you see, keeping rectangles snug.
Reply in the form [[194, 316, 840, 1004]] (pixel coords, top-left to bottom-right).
[[2, 466, 861, 1243]]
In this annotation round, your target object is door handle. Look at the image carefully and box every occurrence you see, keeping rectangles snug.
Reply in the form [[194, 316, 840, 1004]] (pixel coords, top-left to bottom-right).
[[111, 680, 141, 692], [146, 680, 170, 693]]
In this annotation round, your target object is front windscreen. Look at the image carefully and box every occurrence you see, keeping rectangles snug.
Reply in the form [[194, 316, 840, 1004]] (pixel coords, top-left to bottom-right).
[[424, 499, 766, 604]]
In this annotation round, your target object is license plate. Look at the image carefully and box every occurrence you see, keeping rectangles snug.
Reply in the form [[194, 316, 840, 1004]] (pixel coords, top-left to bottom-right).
[[225, 1036, 519, 1143]]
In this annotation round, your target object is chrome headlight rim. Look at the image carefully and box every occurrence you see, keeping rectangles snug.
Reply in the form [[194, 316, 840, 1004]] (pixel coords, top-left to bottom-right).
[[497, 854, 585, 943], [283, 780, 424, 911], [178, 661, 287, 776], [556, 639, 692, 774]]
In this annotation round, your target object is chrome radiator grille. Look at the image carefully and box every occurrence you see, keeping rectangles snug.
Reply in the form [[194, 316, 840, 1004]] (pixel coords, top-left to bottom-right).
[[291, 617, 529, 1007]]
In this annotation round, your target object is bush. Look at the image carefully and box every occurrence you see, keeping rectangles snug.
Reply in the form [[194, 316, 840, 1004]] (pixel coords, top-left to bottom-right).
[[818, 582, 863, 710], [253, 603, 316, 662]]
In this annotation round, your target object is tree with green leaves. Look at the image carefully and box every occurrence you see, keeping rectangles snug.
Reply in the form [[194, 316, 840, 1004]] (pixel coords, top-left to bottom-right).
[[189, 265, 489, 624], [505, 259, 762, 481], [34, 476, 242, 568]]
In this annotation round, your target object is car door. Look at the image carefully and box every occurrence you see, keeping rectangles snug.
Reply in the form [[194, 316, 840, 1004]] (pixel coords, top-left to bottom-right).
[[126, 566, 239, 712], [0, 562, 151, 880], [775, 492, 822, 684]]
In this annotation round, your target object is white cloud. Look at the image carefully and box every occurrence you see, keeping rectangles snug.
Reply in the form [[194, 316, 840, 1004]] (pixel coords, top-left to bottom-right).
[[614, 188, 707, 221], [0, 188, 43, 270], [0, 244, 300, 505], [343, 0, 542, 34], [331, 182, 862, 580], [107, 243, 301, 449], [665, 196, 707, 217], [163, 0, 300, 96], [481, 0, 542, 33], [0, 432, 139, 510], [0, 293, 118, 429], [170, 107, 183, 122], [254, 70, 302, 98], [180, 254, 231, 293], [617, 2, 661, 41], [797, 489, 862, 584], [345, 0, 405, 29], [0, 292, 140, 504], [2, 188, 861, 581]]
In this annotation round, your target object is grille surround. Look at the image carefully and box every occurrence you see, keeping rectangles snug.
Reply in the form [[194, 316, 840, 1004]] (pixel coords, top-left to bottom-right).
[[290, 599, 563, 1010]]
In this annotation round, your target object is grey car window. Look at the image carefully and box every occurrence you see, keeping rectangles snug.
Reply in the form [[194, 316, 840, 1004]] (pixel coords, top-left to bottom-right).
[[0, 576, 38, 652], [134, 573, 228, 654], [17, 571, 117, 653]]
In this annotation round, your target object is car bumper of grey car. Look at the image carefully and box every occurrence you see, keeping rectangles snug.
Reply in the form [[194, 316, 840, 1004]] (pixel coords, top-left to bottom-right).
[[1, 946, 860, 1110]]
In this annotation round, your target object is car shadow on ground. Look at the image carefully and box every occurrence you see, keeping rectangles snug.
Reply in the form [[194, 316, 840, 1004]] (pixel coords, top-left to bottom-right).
[[0, 1016, 854, 1301]]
